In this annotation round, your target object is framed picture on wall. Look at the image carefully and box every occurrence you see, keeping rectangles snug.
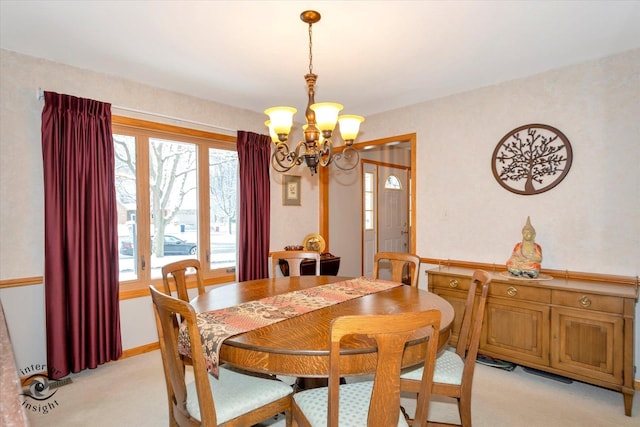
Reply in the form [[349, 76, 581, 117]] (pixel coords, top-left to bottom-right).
[[282, 175, 301, 206]]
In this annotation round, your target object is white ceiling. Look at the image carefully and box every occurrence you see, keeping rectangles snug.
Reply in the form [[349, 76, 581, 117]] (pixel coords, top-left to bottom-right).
[[1, 1, 639, 118]]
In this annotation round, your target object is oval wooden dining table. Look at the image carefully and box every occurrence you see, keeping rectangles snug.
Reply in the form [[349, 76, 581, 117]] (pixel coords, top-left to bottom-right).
[[190, 275, 455, 378]]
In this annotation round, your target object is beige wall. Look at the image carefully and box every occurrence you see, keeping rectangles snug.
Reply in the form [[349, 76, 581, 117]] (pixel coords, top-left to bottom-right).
[[365, 49, 639, 276], [329, 49, 640, 277], [1, 48, 639, 377]]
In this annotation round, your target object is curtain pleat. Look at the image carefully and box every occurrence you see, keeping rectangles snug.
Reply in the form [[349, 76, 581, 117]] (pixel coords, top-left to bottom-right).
[[237, 131, 271, 281], [41, 91, 122, 378]]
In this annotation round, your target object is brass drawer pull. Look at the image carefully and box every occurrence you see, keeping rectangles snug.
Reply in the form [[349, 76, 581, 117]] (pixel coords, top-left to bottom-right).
[[507, 286, 518, 297], [579, 296, 592, 308], [449, 279, 459, 288]]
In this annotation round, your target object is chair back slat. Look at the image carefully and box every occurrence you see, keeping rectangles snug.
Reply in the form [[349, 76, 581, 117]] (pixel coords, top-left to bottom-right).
[[373, 252, 421, 287], [271, 250, 321, 277], [455, 269, 491, 386], [162, 259, 205, 302], [328, 310, 441, 426]]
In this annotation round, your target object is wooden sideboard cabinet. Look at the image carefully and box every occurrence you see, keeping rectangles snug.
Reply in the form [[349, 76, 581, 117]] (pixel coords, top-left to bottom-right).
[[427, 266, 638, 416]]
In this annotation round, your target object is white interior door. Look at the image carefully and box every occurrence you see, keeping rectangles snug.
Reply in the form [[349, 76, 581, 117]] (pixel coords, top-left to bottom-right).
[[378, 166, 409, 253]]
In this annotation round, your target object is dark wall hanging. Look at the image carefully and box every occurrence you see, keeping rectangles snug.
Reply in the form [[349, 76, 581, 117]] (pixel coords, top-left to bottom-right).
[[492, 124, 573, 195]]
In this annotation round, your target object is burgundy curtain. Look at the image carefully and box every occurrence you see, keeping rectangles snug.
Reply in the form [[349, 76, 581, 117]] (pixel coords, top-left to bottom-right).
[[237, 131, 271, 281], [41, 92, 122, 379]]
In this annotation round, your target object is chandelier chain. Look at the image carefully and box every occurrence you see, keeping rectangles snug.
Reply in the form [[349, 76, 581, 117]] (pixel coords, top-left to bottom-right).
[[308, 22, 313, 74]]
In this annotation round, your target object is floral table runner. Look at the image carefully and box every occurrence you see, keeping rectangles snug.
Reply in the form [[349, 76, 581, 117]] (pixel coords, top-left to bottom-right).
[[177, 277, 401, 376]]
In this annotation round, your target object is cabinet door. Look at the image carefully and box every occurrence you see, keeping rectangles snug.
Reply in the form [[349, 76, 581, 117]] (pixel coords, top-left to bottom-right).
[[481, 298, 550, 365], [431, 288, 469, 347], [551, 307, 624, 384], [429, 274, 474, 347]]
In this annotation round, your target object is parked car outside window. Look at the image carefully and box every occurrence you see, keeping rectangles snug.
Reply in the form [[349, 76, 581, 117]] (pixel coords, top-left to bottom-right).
[[162, 235, 197, 255], [119, 234, 197, 256]]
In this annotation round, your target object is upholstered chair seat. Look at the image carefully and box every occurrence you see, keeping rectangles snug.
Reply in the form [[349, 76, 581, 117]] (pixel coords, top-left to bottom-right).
[[293, 381, 410, 427], [401, 349, 464, 385], [185, 365, 293, 424]]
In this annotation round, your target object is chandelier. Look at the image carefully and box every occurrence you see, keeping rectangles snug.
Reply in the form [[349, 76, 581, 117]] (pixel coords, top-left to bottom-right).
[[264, 10, 364, 175]]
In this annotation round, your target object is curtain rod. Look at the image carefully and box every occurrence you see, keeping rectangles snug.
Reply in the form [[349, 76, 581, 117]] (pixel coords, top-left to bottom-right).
[[37, 88, 238, 134], [110, 105, 238, 133]]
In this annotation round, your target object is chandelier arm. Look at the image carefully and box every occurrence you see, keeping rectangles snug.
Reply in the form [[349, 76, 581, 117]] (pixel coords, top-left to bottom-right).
[[333, 146, 360, 171], [274, 140, 306, 170], [318, 139, 334, 167], [273, 142, 291, 163], [272, 142, 298, 171], [293, 140, 307, 161], [271, 153, 297, 172]]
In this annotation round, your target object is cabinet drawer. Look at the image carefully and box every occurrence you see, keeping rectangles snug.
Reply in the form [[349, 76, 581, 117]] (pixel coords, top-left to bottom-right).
[[429, 275, 470, 292], [552, 290, 623, 314], [490, 282, 550, 303]]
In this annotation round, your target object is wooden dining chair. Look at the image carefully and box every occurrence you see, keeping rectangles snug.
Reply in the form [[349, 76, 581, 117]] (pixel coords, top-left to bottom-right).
[[150, 285, 293, 427], [291, 310, 441, 427], [400, 269, 491, 427], [271, 250, 321, 277], [162, 259, 205, 302], [373, 252, 421, 287]]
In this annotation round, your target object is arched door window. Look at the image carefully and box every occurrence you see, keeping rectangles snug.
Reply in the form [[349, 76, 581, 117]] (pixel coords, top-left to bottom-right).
[[384, 175, 402, 190]]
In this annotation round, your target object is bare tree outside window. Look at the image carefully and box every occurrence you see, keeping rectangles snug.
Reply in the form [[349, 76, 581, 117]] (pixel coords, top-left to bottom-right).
[[114, 135, 197, 259], [492, 124, 573, 195], [114, 134, 138, 281], [114, 135, 137, 206], [209, 149, 238, 269], [149, 138, 197, 258], [209, 150, 237, 234]]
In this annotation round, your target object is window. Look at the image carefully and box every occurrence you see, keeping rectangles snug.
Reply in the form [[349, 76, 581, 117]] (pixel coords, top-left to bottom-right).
[[113, 117, 238, 297], [209, 147, 238, 270], [364, 172, 374, 230], [384, 175, 402, 190]]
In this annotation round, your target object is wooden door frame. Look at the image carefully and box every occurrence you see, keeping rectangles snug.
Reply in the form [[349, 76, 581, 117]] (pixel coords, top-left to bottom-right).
[[319, 133, 417, 255]]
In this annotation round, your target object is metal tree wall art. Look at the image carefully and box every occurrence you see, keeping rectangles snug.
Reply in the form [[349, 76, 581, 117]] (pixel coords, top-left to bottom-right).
[[491, 124, 573, 195]]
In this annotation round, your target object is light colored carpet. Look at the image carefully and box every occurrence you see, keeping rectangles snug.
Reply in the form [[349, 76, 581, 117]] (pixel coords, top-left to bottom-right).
[[25, 350, 638, 426]]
